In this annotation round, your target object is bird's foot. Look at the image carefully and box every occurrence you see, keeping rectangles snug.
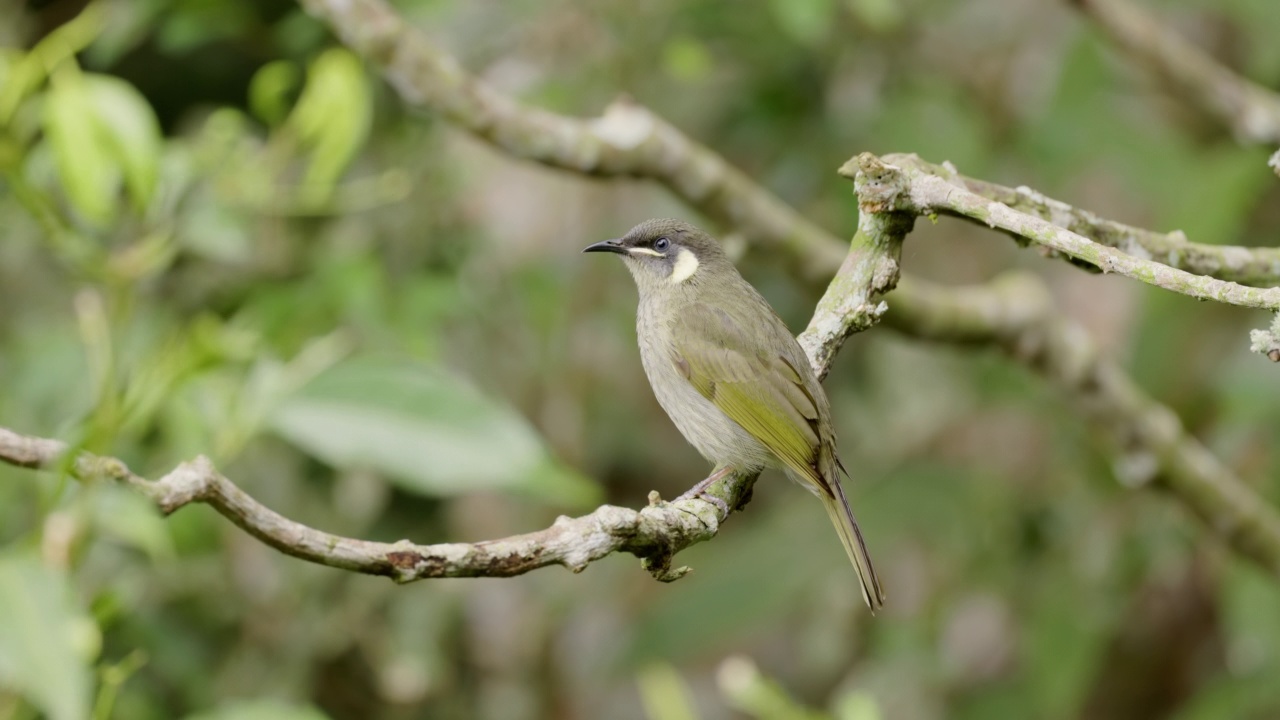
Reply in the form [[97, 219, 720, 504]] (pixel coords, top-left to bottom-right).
[[677, 467, 734, 515], [699, 494, 730, 516]]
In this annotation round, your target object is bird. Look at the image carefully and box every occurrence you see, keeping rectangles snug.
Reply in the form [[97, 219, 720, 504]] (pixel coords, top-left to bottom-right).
[[584, 218, 885, 611]]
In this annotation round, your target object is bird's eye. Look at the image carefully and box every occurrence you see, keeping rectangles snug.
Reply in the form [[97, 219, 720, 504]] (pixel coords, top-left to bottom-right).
[[654, 237, 670, 252]]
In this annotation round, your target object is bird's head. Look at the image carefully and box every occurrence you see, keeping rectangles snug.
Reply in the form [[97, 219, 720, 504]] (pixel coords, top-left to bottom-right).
[[583, 219, 728, 294]]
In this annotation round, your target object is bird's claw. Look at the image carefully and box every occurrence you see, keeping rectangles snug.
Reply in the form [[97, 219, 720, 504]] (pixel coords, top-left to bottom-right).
[[676, 468, 734, 516], [695, 492, 730, 516]]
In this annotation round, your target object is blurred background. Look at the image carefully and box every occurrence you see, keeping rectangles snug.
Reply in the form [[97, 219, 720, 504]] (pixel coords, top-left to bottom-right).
[[2, 0, 1280, 718]]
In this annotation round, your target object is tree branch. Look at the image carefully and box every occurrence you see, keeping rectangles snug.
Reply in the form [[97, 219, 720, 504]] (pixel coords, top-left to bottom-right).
[[1069, 0, 1280, 146], [0, 426, 766, 581], [848, 152, 1280, 311], [797, 162, 914, 377], [884, 154, 1280, 287], [853, 152, 1280, 361], [1250, 313, 1280, 363]]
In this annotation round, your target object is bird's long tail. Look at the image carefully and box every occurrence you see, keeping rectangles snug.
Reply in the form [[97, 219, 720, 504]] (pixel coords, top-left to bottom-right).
[[821, 479, 885, 612]]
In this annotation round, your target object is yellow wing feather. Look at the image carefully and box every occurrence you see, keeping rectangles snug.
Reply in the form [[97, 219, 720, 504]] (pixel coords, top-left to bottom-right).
[[672, 301, 886, 611]]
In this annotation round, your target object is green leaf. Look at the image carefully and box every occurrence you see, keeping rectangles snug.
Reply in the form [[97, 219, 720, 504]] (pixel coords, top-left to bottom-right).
[[0, 48, 37, 127], [287, 48, 371, 190], [83, 73, 163, 213], [43, 72, 118, 225], [0, 551, 96, 720], [268, 357, 599, 507], [184, 700, 331, 720], [249, 60, 302, 127]]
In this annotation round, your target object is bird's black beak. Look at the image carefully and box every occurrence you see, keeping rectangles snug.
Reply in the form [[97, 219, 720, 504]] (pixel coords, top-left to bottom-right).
[[582, 239, 627, 255]]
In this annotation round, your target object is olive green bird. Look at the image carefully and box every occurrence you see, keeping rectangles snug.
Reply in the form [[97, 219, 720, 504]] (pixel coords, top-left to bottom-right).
[[584, 218, 885, 611]]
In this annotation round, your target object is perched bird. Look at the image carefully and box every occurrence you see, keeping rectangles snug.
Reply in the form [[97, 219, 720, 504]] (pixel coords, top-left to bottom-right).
[[584, 218, 885, 610]]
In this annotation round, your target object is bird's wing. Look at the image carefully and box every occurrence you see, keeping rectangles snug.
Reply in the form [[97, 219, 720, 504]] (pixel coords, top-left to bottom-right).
[[673, 302, 885, 610], [670, 302, 827, 488]]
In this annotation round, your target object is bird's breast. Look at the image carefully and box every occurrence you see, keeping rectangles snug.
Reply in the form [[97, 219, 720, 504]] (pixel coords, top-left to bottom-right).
[[636, 300, 771, 470]]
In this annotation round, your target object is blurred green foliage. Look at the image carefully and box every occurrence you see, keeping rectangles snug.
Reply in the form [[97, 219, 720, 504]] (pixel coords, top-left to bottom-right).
[[2, 0, 1280, 719]]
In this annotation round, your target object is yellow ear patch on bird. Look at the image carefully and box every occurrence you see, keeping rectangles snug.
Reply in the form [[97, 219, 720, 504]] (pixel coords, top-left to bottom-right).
[[627, 247, 664, 257], [670, 248, 699, 283]]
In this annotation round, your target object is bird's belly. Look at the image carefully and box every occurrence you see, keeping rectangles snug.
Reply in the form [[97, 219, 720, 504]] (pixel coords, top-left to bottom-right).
[[637, 320, 772, 471]]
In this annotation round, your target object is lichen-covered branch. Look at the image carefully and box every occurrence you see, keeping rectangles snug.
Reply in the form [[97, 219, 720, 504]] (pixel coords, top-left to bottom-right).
[[857, 153, 1280, 311], [887, 154, 1280, 286], [884, 274, 1280, 577], [798, 155, 914, 378], [0, 427, 760, 582], [1069, 0, 1280, 145], [1250, 313, 1280, 363], [861, 151, 1280, 359]]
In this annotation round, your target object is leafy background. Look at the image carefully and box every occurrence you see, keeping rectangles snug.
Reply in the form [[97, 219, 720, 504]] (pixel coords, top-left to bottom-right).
[[2, 0, 1280, 718]]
